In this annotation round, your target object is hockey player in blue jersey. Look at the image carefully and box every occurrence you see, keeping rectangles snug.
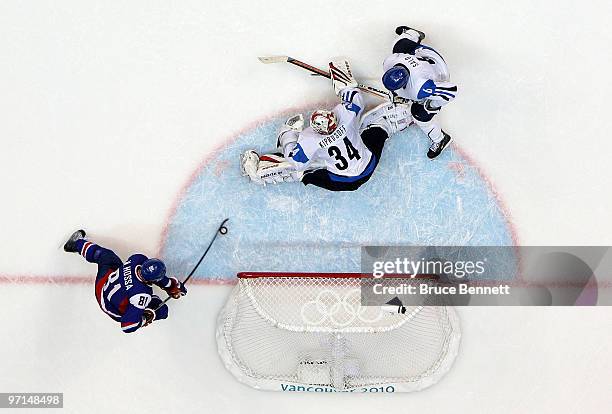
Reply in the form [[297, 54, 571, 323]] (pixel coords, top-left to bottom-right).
[[63, 229, 186, 333], [382, 26, 458, 159]]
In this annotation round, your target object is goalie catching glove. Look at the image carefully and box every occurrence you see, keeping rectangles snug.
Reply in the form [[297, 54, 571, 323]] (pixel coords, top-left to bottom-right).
[[284, 113, 304, 132], [276, 113, 304, 150]]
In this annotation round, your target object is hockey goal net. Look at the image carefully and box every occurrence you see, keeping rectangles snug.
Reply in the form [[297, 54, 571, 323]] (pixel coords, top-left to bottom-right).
[[216, 272, 460, 393]]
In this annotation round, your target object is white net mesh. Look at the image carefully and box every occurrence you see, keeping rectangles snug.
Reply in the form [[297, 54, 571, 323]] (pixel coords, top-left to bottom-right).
[[217, 273, 461, 392]]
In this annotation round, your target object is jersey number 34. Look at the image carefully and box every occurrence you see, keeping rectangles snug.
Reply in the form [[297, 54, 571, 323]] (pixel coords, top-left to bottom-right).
[[328, 137, 361, 170]]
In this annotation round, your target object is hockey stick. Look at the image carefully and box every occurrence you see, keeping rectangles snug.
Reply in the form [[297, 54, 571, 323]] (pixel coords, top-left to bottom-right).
[[155, 218, 229, 310], [258, 55, 410, 104]]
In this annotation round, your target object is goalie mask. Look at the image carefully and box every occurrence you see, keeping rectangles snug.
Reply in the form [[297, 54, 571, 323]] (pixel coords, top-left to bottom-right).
[[310, 110, 338, 135]]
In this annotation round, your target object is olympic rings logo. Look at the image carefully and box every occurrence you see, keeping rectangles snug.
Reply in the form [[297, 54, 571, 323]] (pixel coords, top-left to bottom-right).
[[300, 288, 384, 327]]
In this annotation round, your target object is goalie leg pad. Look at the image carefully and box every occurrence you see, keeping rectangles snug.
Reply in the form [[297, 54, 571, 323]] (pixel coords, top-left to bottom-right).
[[240, 150, 260, 177], [240, 151, 304, 185], [360, 103, 412, 136]]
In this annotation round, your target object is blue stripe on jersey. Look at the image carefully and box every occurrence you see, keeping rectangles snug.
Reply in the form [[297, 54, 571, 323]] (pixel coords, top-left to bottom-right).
[[342, 90, 357, 102], [344, 102, 361, 115], [434, 90, 456, 98], [417, 79, 436, 100], [342, 90, 361, 115], [290, 143, 309, 164], [328, 154, 377, 182]]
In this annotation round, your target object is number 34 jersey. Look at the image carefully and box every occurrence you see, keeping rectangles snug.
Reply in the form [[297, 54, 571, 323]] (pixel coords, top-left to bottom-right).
[[288, 88, 372, 178]]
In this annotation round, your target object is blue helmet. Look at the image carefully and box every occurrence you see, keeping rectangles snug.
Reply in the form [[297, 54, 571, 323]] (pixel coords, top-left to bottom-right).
[[382, 65, 409, 91], [140, 258, 166, 283]]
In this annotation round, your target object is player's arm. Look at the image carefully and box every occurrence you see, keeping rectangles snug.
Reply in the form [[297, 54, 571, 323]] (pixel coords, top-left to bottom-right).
[[154, 276, 187, 299], [277, 114, 303, 158], [416, 78, 458, 109], [120, 293, 152, 333], [339, 87, 364, 119], [414, 46, 450, 80], [142, 295, 169, 327], [127, 254, 186, 299], [277, 115, 317, 171], [330, 59, 364, 119]]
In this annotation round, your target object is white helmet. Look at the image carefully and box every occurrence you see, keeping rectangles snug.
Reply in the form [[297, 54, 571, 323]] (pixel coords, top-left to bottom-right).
[[310, 110, 338, 135]]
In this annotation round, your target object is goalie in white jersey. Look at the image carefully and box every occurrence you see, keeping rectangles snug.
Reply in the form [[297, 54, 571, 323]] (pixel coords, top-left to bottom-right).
[[241, 59, 411, 191], [382, 26, 458, 159]]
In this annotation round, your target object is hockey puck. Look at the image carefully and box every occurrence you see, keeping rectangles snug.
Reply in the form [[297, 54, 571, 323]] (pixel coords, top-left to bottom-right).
[[219, 226, 228, 235]]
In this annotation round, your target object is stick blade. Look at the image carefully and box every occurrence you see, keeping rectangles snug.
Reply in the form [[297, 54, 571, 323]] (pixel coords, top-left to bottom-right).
[[258, 55, 290, 64]]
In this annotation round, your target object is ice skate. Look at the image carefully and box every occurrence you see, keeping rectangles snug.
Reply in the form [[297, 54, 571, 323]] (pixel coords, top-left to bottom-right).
[[427, 131, 452, 159], [63, 229, 86, 252]]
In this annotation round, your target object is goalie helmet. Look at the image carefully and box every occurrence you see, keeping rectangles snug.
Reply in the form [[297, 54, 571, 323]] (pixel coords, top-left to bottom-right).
[[382, 65, 410, 91], [310, 110, 338, 135]]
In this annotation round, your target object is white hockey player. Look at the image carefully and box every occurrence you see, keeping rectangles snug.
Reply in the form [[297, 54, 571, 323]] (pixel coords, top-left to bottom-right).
[[382, 26, 457, 159], [241, 59, 411, 191]]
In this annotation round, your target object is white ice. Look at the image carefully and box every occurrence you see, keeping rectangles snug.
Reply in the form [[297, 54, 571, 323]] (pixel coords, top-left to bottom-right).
[[0, 0, 611, 413]]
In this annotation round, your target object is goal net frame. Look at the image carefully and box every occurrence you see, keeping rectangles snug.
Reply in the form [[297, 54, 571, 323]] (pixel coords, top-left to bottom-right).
[[217, 272, 461, 393]]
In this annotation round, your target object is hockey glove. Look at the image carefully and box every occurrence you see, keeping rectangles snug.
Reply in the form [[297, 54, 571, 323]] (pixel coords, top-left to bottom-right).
[[142, 309, 156, 327], [165, 276, 187, 299], [285, 114, 304, 131], [329, 58, 358, 95], [276, 114, 302, 152]]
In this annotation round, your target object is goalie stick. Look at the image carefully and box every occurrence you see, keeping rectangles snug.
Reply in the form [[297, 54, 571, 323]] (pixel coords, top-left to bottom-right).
[[258, 55, 410, 104], [155, 218, 229, 310]]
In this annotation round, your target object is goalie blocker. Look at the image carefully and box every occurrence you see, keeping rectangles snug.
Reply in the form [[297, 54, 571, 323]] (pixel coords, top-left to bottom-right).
[[241, 59, 412, 192]]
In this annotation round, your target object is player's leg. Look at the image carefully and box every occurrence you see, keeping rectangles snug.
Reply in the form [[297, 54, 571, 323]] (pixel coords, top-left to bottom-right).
[[392, 26, 426, 54], [411, 103, 452, 159], [360, 126, 390, 160], [64, 230, 123, 277], [240, 151, 304, 185], [360, 103, 411, 137], [301, 169, 366, 192]]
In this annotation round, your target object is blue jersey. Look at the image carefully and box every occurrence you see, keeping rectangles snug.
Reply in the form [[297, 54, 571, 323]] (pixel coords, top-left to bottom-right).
[[74, 239, 173, 333], [92, 251, 172, 333]]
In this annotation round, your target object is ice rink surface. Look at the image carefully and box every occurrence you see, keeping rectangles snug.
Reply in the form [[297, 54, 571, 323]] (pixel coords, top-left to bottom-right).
[[1, 0, 611, 413], [161, 119, 515, 278]]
